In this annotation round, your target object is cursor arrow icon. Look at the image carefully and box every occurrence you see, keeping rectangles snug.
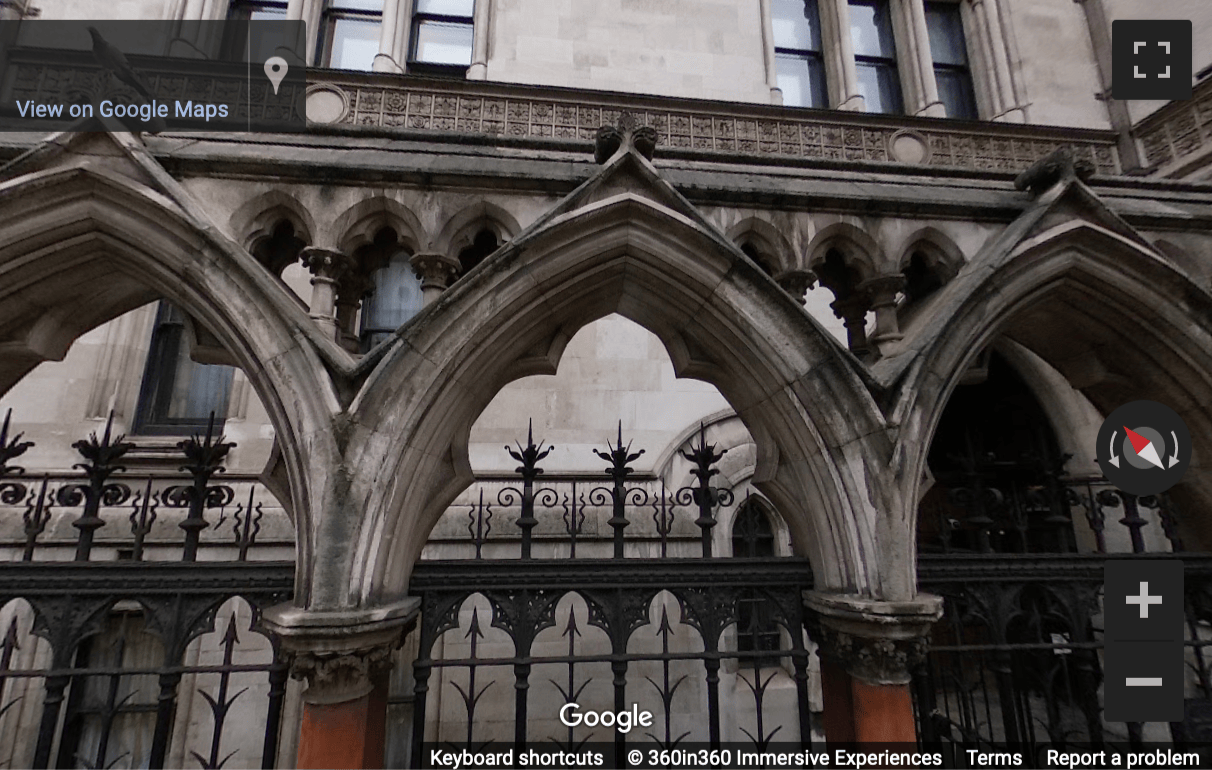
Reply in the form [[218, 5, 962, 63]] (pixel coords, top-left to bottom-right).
[[1125, 426, 1166, 469], [1169, 430, 1181, 468]]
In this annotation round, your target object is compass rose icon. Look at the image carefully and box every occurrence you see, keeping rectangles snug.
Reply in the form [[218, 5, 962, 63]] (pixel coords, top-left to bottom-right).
[[1098, 401, 1190, 496]]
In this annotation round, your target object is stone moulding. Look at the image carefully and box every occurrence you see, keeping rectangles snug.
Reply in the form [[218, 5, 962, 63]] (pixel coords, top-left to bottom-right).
[[306, 72, 1121, 176]]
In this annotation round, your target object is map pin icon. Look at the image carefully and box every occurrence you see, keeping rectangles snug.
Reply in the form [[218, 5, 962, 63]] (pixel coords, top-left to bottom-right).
[[264, 56, 288, 95]]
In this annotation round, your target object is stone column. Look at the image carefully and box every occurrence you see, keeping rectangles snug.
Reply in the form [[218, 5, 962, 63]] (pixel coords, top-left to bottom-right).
[[287, 0, 323, 64], [830, 294, 871, 357], [900, 0, 945, 117], [335, 272, 372, 353], [467, 0, 492, 80], [821, 0, 864, 111], [410, 252, 462, 307], [968, 0, 1024, 123], [263, 599, 419, 770], [774, 269, 816, 303], [758, 0, 784, 105], [373, 0, 411, 73], [860, 274, 905, 355], [805, 591, 943, 744], [303, 248, 353, 341]]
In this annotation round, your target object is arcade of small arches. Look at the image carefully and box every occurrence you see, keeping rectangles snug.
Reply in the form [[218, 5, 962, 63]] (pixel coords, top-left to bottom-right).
[[2, 127, 1212, 766]]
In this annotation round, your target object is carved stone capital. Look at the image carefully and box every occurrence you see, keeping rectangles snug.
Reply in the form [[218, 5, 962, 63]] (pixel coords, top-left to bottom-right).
[[291, 644, 396, 704], [858, 274, 906, 308], [262, 597, 420, 705], [805, 591, 943, 686], [773, 269, 816, 302], [301, 248, 353, 281], [409, 251, 462, 291]]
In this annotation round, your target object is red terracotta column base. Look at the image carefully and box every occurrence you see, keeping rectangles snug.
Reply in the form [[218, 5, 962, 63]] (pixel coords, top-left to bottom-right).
[[850, 678, 917, 743], [297, 677, 389, 769]]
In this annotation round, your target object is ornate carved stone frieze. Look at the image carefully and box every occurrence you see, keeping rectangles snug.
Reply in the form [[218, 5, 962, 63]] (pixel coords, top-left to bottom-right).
[[291, 643, 397, 704]]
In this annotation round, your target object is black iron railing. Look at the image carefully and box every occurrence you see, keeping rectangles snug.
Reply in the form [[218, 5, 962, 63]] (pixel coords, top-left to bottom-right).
[[0, 412, 293, 770]]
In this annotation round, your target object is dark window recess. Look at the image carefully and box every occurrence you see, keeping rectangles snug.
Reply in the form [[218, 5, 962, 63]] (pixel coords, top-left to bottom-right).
[[740, 242, 776, 276], [849, 0, 903, 114], [457, 229, 499, 274], [732, 499, 781, 657], [134, 303, 234, 436], [772, 0, 828, 108], [360, 229, 423, 351], [902, 251, 945, 305], [409, 0, 474, 75], [925, 2, 978, 119], [317, 0, 383, 70], [251, 220, 306, 276]]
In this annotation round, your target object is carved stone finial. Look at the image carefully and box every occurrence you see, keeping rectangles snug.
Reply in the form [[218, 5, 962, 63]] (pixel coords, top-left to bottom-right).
[[594, 111, 658, 163], [1014, 145, 1096, 196]]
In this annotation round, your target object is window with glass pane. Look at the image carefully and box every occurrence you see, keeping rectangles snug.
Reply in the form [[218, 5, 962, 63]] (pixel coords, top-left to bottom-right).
[[319, 0, 383, 70], [772, 0, 827, 108], [228, 0, 288, 21], [361, 253, 425, 351], [134, 303, 234, 436], [925, 2, 977, 119], [411, 0, 474, 70], [849, 0, 902, 114]]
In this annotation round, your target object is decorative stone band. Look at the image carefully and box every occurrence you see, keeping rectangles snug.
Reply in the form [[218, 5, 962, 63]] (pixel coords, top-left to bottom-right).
[[804, 590, 944, 686], [300, 75, 1120, 176], [262, 596, 420, 706]]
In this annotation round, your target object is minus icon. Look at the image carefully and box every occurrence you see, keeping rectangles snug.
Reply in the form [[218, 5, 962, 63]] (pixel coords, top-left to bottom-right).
[[1126, 677, 1164, 686]]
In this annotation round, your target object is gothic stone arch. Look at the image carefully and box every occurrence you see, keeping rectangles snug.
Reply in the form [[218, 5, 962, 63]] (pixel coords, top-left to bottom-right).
[[337, 150, 910, 615]]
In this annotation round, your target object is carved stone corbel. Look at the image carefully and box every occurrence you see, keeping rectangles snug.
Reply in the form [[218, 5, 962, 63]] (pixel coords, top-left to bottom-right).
[[859, 273, 906, 354]]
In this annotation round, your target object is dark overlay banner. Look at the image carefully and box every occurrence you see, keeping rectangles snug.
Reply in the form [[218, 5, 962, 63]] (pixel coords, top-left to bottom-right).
[[418, 742, 1212, 769], [0, 20, 306, 133]]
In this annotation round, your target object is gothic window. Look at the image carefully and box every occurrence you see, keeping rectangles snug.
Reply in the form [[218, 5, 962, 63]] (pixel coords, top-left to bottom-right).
[[134, 303, 234, 436], [849, 0, 903, 114], [925, 2, 977, 119], [732, 499, 781, 657], [772, 0, 828, 108], [319, 0, 384, 70], [360, 251, 424, 350], [409, 0, 475, 73]]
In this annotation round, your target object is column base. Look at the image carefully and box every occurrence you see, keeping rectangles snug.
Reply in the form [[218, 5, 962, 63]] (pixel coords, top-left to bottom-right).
[[806, 591, 942, 747], [263, 598, 420, 770]]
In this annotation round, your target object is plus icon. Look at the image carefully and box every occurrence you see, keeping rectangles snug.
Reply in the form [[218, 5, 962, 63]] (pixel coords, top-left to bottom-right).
[[1127, 581, 1164, 619]]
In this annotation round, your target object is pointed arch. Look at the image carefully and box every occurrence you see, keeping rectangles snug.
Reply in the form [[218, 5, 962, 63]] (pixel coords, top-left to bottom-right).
[[726, 217, 795, 274], [893, 226, 964, 277], [433, 200, 522, 256], [229, 189, 316, 252], [341, 190, 900, 609], [804, 222, 882, 277], [332, 196, 425, 255], [894, 218, 1212, 552], [0, 163, 343, 606]]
